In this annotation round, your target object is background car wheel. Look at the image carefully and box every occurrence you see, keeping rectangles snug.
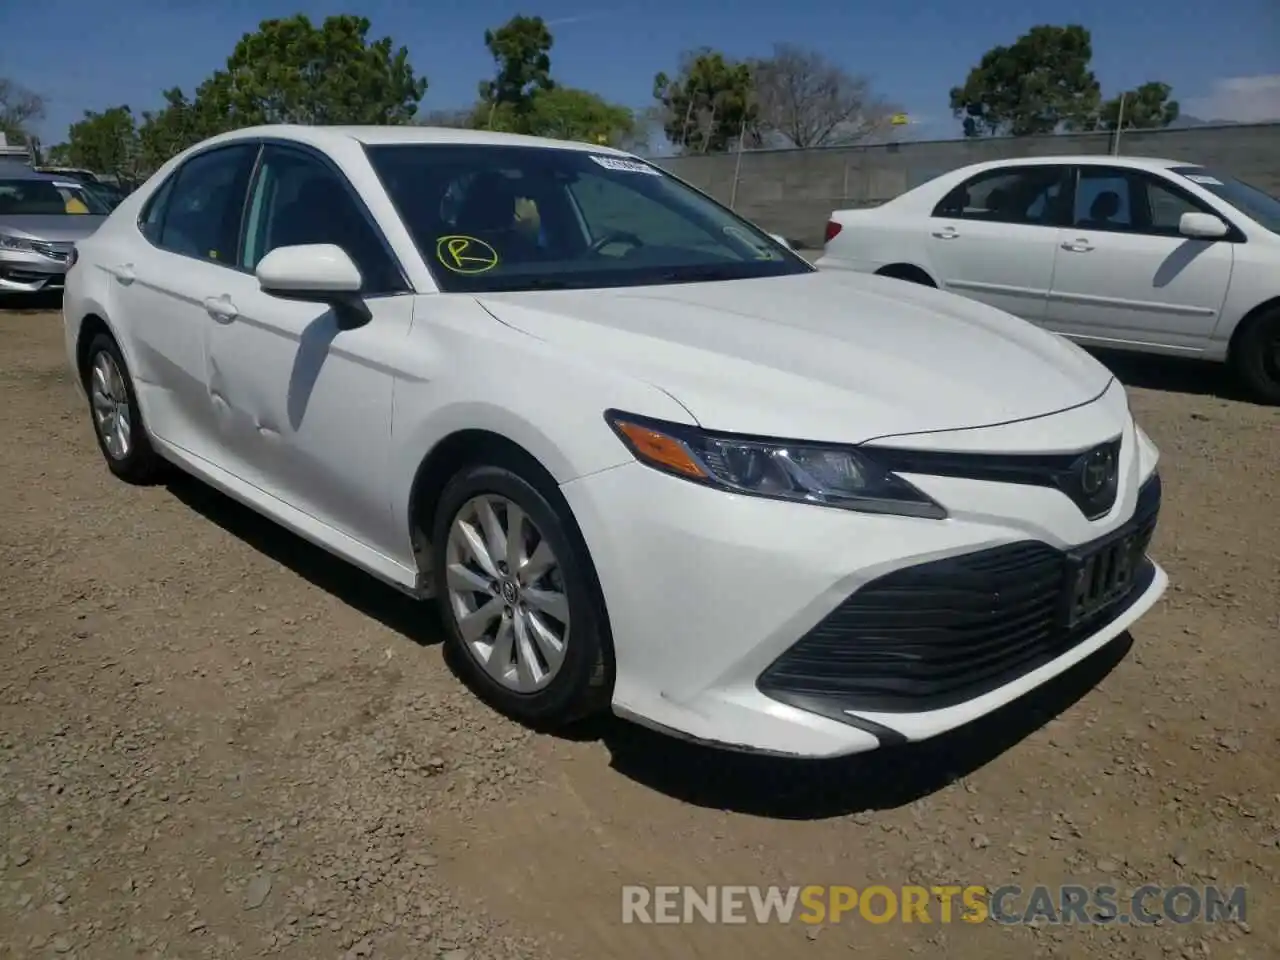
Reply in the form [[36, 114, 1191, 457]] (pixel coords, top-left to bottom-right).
[[875, 263, 936, 287], [1230, 306, 1280, 405], [431, 462, 613, 727], [83, 332, 164, 483]]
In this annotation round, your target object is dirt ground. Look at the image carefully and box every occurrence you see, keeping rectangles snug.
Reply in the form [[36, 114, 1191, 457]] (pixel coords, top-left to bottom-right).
[[2, 300, 1277, 960]]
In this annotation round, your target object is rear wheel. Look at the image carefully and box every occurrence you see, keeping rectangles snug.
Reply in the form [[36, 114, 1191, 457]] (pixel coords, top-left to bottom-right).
[[875, 264, 936, 287], [1229, 306, 1280, 405], [83, 333, 164, 483], [431, 463, 613, 727]]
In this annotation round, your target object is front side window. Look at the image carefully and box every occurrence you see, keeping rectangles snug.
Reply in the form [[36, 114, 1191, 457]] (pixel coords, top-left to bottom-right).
[[1072, 167, 1221, 238], [0, 178, 111, 216], [366, 144, 810, 293], [239, 144, 403, 294], [156, 144, 259, 264], [1171, 166, 1280, 235], [932, 166, 1070, 226]]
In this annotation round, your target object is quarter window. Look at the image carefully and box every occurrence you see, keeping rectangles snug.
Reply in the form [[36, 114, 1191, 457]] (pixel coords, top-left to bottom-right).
[[933, 166, 1070, 227], [239, 145, 403, 294], [156, 144, 259, 264]]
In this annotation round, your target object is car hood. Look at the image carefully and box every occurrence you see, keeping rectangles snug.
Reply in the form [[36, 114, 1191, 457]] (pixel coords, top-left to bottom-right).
[[475, 270, 1114, 444], [0, 215, 106, 243]]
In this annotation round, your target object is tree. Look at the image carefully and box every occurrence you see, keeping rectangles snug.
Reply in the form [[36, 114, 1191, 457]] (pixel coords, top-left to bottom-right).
[[479, 15, 556, 130], [0, 77, 45, 144], [207, 14, 427, 127], [950, 24, 1101, 137], [1092, 81, 1180, 131], [484, 87, 635, 145], [750, 43, 897, 148], [61, 106, 141, 179], [653, 48, 756, 153], [136, 87, 212, 174]]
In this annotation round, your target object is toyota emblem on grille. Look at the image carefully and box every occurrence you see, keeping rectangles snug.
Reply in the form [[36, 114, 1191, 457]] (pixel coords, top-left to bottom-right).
[[1079, 446, 1117, 495]]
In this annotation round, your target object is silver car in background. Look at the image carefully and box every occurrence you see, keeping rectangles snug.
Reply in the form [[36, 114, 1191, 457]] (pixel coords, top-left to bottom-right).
[[0, 171, 110, 295]]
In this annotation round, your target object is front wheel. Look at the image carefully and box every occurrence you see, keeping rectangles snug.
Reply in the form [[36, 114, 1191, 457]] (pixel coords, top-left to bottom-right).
[[1230, 306, 1280, 406], [430, 463, 613, 727], [83, 333, 165, 483]]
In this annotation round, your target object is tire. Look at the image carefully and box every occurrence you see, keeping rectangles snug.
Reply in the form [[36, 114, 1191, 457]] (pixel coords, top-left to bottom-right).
[[430, 462, 614, 727], [83, 332, 165, 484], [1230, 306, 1280, 405], [876, 265, 935, 287]]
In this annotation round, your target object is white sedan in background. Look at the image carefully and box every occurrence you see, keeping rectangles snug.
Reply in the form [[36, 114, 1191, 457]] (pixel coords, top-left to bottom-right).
[[817, 156, 1280, 404], [63, 125, 1165, 758]]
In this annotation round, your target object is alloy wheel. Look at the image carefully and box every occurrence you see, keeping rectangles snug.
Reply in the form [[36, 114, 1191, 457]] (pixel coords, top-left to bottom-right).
[[90, 350, 132, 460], [444, 494, 570, 693]]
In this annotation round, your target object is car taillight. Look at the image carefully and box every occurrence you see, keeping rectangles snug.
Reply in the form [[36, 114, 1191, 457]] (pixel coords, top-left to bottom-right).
[[824, 220, 843, 243]]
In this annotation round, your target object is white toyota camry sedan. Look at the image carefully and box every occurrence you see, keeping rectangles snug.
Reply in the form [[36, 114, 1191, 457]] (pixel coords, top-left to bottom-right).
[[62, 125, 1167, 758]]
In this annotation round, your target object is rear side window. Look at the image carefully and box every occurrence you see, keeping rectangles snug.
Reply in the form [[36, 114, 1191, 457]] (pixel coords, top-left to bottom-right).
[[138, 177, 175, 244], [154, 144, 259, 265], [933, 166, 1071, 227]]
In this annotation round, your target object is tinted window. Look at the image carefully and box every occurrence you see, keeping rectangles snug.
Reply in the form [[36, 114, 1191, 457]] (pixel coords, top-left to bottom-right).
[[366, 143, 809, 294], [139, 176, 175, 244], [1072, 167, 1219, 237], [240, 145, 403, 294], [1074, 170, 1132, 229], [1171, 166, 1280, 235], [933, 166, 1069, 226], [157, 144, 258, 264], [0, 178, 110, 216]]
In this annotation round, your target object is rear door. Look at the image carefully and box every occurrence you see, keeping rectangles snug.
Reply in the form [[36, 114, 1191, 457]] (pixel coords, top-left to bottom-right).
[[1045, 165, 1236, 352], [925, 164, 1072, 322], [111, 142, 260, 456]]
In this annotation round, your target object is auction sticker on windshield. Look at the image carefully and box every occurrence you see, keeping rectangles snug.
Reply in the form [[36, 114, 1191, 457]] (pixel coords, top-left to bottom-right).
[[589, 156, 661, 175], [435, 235, 500, 274]]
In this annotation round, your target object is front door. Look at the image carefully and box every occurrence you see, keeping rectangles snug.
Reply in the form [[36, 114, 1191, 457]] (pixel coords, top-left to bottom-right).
[[926, 163, 1072, 323], [1045, 165, 1235, 353], [203, 142, 416, 559]]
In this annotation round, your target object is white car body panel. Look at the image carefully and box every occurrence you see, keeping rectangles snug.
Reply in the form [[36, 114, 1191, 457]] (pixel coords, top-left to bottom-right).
[[62, 125, 1169, 758], [817, 154, 1280, 364]]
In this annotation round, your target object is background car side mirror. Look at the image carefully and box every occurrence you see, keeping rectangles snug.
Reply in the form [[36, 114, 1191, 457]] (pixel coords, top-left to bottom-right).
[[768, 233, 792, 250], [256, 243, 371, 328], [1178, 212, 1229, 240]]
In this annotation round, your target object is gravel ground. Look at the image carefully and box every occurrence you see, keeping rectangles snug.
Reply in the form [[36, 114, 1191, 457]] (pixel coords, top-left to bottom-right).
[[2, 301, 1278, 960]]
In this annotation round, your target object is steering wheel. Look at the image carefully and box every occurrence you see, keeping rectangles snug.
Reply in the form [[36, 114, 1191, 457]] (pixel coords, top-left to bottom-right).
[[586, 230, 643, 256]]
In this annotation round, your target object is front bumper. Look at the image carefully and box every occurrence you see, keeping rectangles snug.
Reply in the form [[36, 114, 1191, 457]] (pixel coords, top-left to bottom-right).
[[561, 415, 1166, 759], [0, 247, 71, 293]]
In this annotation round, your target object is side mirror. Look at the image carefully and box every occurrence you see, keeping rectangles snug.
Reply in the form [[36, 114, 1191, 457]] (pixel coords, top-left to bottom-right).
[[768, 233, 792, 250], [1178, 212, 1229, 240], [256, 243, 370, 328]]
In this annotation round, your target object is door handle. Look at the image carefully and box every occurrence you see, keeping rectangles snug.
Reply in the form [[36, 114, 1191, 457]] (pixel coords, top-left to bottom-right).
[[931, 228, 960, 239], [110, 263, 135, 284], [203, 296, 239, 323], [1061, 239, 1095, 253]]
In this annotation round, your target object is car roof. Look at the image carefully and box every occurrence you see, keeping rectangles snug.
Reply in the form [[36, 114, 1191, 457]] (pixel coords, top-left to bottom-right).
[[956, 155, 1199, 175], [196, 123, 633, 157], [0, 168, 77, 183]]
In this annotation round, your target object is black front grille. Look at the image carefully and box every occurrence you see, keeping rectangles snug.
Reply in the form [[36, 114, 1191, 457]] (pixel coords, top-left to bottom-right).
[[30, 240, 72, 262], [758, 473, 1161, 716]]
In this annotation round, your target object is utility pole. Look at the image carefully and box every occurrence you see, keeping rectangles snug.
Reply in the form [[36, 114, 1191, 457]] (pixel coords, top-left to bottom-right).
[[1112, 92, 1126, 156]]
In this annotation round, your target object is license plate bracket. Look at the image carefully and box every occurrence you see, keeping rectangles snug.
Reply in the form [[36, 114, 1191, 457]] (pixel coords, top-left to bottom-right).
[[1063, 530, 1144, 627]]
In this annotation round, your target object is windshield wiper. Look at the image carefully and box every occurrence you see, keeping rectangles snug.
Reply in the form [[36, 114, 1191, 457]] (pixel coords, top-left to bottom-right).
[[657, 266, 744, 283]]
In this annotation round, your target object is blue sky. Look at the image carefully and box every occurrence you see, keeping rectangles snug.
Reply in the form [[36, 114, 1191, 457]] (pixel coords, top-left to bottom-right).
[[5, 0, 1279, 149]]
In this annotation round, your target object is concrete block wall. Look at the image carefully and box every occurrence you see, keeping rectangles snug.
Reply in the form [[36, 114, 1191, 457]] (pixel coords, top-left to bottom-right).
[[651, 123, 1280, 248]]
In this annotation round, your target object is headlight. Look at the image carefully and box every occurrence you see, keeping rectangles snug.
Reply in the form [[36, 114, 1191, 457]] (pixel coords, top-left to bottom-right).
[[605, 410, 947, 520], [0, 234, 35, 252]]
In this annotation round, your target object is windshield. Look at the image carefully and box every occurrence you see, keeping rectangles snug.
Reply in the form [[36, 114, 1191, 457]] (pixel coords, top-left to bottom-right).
[[1171, 166, 1280, 235], [366, 144, 811, 293], [0, 178, 111, 216]]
